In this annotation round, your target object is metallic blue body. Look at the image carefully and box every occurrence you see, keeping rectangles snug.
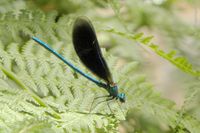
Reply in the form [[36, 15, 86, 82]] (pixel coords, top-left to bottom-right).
[[32, 37, 125, 102]]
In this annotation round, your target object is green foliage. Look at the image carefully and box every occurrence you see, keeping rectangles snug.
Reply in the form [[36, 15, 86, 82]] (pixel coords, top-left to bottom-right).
[[0, 0, 26, 13], [105, 28, 200, 77], [0, 1, 200, 132], [0, 37, 171, 132], [0, 36, 181, 132], [0, 10, 71, 42], [0, 39, 120, 132]]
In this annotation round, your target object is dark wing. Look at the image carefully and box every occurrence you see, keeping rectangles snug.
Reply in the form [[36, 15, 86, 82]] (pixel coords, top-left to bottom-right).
[[72, 17, 113, 84]]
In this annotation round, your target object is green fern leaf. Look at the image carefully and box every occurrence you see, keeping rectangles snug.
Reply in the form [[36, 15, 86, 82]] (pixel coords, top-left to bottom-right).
[[105, 28, 200, 77], [0, 10, 200, 133]]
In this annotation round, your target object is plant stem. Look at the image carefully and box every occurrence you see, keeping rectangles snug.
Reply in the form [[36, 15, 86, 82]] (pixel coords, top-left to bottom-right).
[[0, 65, 61, 119]]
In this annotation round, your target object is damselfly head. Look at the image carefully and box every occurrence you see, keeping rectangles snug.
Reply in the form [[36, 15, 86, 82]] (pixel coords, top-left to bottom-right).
[[118, 93, 126, 103]]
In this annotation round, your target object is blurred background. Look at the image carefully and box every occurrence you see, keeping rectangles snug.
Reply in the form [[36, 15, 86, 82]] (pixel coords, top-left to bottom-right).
[[1, 0, 200, 132]]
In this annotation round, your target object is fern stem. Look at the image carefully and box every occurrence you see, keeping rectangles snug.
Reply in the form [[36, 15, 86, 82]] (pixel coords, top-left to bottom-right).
[[105, 28, 200, 77], [0, 65, 61, 119]]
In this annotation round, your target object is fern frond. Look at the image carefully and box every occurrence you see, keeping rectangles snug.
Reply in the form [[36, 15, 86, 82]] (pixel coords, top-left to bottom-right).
[[0, 10, 72, 42], [0, 9, 200, 132], [105, 28, 200, 77], [1, 37, 200, 132], [0, 39, 123, 132]]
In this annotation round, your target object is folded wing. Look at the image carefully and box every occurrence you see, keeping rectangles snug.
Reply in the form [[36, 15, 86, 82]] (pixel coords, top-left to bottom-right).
[[72, 17, 113, 84]]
